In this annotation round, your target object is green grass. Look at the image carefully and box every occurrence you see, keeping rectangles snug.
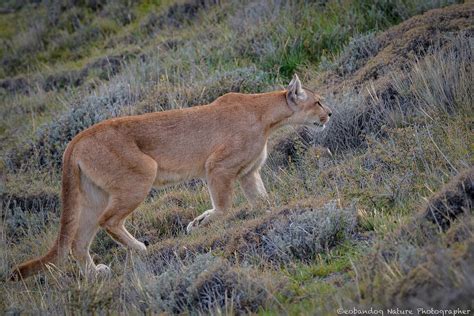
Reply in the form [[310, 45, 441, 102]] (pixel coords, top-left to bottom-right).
[[261, 242, 364, 315]]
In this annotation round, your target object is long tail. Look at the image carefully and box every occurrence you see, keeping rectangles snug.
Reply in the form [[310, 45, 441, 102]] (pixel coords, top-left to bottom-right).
[[11, 143, 81, 280]]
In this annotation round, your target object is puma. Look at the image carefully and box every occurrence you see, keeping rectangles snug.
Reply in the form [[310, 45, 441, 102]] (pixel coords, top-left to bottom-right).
[[11, 74, 331, 279]]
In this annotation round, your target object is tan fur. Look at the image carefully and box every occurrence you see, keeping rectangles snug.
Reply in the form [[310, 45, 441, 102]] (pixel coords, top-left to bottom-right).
[[11, 74, 331, 279]]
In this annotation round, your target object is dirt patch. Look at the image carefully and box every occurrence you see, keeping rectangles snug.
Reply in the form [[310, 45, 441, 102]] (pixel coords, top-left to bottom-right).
[[389, 239, 474, 309], [318, 2, 474, 96], [1, 191, 60, 215], [1, 53, 133, 95], [423, 167, 474, 231], [158, 0, 219, 28], [0, 76, 31, 94]]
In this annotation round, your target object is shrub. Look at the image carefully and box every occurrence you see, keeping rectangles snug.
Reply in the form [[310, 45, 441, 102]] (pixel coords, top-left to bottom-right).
[[157, 0, 219, 28], [145, 202, 357, 270], [101, 0, 138, 26], [6, 81, 135, 170], [0, 19, 46, 76], [323, 32, 381, 77], [316, 90, 381, 152], [259, 202, 357, 264], [0, 77, 31, 95], [145, 253, 274, 314]]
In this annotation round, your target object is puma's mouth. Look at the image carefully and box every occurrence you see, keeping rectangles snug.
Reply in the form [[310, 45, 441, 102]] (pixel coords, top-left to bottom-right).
[[311, 121, 326, 131]]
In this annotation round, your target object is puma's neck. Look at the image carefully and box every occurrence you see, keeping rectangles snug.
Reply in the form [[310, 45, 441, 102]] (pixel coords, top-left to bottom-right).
[[257, 90, 293, 136]]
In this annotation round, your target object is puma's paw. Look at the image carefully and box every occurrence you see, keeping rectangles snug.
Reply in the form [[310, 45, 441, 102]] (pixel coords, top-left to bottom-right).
[[135, 241, 147, 253], [186, 210, 211, 234], [95, 264, 112, 277], [186, 219, 198, 234]]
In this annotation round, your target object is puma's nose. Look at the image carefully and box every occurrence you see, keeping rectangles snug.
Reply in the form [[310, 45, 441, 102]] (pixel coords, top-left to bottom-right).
[[325, 105, 332, 117]]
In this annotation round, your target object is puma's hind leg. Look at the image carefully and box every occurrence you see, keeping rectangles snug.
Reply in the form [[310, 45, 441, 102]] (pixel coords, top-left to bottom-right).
[[71, 173, 109, 276], [74, 146, 158, 274], [98, 155, 157, 252], [99, 197, 150, 252], [71, 219, 104, 276]]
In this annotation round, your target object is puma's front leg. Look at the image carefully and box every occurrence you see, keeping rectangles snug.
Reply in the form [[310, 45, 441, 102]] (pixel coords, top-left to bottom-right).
[[239, 170, 269, 205], [187, 170, 234, 233]]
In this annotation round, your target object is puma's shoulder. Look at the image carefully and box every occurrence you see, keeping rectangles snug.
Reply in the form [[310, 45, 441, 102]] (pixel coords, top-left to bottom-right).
[[211, 92, 249, 106]]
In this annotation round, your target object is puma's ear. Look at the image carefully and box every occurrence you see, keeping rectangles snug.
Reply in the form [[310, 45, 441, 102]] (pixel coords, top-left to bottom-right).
[[286, 74, 307, 111], [287, 76, 296, 90]]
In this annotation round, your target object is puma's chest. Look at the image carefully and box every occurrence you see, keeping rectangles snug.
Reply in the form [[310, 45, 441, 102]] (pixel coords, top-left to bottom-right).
[[239, 144, 268, 176]]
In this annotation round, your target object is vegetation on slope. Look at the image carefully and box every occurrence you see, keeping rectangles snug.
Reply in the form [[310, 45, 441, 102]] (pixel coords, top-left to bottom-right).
[[0, 0, 472, 314]]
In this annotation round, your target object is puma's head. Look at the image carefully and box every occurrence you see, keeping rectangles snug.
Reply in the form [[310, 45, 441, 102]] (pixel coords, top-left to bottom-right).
[[285, 74, 332, 129]]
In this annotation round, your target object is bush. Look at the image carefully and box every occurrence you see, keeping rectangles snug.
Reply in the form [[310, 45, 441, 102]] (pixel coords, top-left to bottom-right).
[[101, 0, 138, 26], [6, 81, 135, 170], [145, 253, 273, 314], [145, 202, 357, 270], [323, 32, 381, 77], [259, 202, 357, 264], [157, 0, 219, 28], [0, 19, 46, 76]]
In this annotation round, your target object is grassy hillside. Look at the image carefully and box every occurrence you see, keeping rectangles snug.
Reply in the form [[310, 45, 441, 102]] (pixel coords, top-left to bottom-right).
[[1, 0, 472, 314]]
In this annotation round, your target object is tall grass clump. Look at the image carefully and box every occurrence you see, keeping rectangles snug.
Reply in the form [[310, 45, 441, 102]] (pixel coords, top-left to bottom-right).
[[320, 32, 381, 77], [316, 31, 472, 152], [391, 31, 473, 115], [346, 169, 474, 310]]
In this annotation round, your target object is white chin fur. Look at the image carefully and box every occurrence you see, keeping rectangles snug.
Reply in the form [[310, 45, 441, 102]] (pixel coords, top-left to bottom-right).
[[309, 123, 326, 132]]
